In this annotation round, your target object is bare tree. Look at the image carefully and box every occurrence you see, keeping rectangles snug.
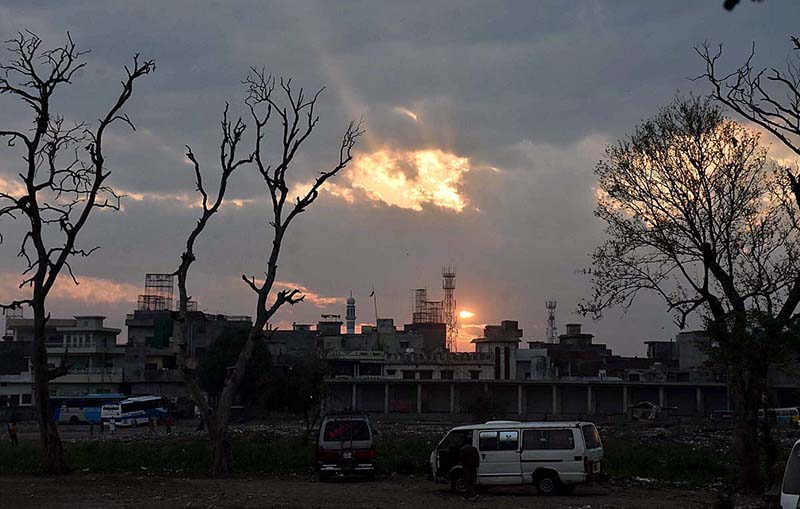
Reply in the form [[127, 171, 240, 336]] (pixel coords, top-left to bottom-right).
[[0, 32, 153, 473], [172, 68, 362, 476], [722, 0, 764, 11], [581, 96, 800, 493], [697, 36, 800, 202]]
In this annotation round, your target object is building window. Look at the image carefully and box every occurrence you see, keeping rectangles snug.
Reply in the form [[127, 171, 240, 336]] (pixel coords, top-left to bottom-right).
[[361, 363, 383, 377], [400, 341, 409, 350], [21, 393, 31, 405], [504, 346, 511, 379], [418, 370, 433, 380], [469, 370, 481, 380], [402, 370, 415, 380], [440, 370, 454, 380], [494, 347, 501, 379], [387, 369, 396, 376]]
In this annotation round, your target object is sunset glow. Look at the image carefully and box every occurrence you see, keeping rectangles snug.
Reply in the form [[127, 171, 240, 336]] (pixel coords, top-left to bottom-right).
[[458, 310, 475, 319], [322, 147, 472, 212]]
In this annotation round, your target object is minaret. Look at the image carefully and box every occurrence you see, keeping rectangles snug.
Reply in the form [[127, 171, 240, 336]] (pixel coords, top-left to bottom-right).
[[346, 292, 356, 334]]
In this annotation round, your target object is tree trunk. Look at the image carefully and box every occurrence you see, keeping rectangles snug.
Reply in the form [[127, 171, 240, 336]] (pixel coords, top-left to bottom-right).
[[731, 367, 765, 494], [208, 417, 232, 476], [32, 304, 67, 474]]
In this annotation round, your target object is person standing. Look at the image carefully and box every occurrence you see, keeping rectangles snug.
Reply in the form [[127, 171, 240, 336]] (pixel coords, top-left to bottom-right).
[[109, 417, 116, 435], [8, 421, 18, 447], [459, 441, 480, 502], [165, 414, 172, 434]]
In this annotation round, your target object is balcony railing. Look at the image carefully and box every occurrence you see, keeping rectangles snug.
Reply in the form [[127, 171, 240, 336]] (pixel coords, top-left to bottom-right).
[[55, 367, 125, 383], [68, 367, 123, 376]]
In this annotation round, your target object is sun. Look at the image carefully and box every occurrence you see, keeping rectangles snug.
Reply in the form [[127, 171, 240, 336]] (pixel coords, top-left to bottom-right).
[[459, 310, 475, 320]]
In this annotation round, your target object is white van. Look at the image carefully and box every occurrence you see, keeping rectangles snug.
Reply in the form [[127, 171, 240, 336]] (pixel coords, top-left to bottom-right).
[[781, 439, 800, 508], [430, 420, 603, 495]]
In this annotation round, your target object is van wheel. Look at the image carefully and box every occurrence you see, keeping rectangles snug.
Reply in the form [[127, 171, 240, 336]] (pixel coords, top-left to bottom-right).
[[69, 416, 80, 425], [450, 471, 467, 493], [534, 471, 561, 496]]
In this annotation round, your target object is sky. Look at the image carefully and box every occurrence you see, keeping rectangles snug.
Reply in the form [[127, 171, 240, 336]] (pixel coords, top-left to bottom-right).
[[0, 1, 798, 355]]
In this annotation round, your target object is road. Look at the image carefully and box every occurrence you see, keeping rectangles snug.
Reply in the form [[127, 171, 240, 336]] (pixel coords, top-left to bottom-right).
[[0, 475, 712, 508]]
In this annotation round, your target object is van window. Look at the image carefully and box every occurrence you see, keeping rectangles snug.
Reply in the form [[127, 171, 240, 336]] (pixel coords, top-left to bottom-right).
[[323, 419, 370, 441], [784, 443, 800, 495], [523, 429, 575, 450], [479, 431, 498, 450], [479, 430, 518, 451], [581, 424, 602, 449], [499, 431, 519, 451], [440, 430, 471, 449]]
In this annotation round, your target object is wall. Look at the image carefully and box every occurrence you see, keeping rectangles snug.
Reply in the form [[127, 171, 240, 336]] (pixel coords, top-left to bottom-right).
[[324, 380, 735, 419]]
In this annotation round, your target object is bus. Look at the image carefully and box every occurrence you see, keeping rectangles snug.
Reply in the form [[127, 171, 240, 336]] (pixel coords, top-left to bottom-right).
[[51, 394, 127, 424], [759, 407, 800, 427], [101, 395, 167, 427]]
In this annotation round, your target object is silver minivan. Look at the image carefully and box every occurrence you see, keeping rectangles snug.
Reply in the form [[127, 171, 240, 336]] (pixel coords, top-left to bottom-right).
[[781, 439, 800, 508], [430, 420, 603, 495]]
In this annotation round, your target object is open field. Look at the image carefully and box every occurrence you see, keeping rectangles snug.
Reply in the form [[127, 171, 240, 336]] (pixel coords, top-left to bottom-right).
[[1, 419, 749, 484], [0, 475, 713, 508], [2, 418, 793, 507]]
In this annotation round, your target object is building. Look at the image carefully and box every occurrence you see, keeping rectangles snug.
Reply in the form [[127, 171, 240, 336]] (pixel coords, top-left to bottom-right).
[[384, 351, 494, 381], [123, 309, 253, 396], [3, 315, 125, 396], [0, 341, 33, 408], [471, 320, 523, 380], [124, 309, 252, 369]]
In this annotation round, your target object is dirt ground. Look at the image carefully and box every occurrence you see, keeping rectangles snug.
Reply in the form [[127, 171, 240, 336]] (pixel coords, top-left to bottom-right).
[[0, 475, 713, 508]]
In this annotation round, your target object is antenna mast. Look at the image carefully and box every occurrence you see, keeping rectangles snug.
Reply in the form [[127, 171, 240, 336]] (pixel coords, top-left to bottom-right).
[[545, 300, 558, 343]]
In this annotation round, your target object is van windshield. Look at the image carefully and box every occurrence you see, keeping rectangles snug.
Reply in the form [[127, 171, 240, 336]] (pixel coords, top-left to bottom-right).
[[581, 424, 602, 449], [323, 419, 371, 442], [440, 430, 471, 449], [784, 443, 800, 494]]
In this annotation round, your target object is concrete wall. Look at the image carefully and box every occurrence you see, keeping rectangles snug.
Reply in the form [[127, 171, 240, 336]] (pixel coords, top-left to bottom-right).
[[594, 385, 624, 415], [325, 380, 736, 419]]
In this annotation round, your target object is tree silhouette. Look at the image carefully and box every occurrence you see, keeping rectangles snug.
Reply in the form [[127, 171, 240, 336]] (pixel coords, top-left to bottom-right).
[[0, 32, 153, 474]]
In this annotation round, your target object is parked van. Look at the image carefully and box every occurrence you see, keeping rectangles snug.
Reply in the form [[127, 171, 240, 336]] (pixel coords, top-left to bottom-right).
[[430, 420, 603, 495], [781, 439, 800, 508], [316, 412, 377, 480]]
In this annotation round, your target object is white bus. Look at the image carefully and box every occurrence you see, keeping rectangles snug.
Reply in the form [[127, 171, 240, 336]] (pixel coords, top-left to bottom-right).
[[51, 394, 126, 424], [101, 395, 167, 427]]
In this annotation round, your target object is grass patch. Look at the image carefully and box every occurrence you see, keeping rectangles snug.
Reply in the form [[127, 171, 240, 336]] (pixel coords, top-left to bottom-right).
[[601, 437, 735, 485], [0, 433, 735, 485], [376, 433, 438, 475]]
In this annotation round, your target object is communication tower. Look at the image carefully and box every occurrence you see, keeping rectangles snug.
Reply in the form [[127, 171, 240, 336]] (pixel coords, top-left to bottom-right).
[[546, 300, 558, 343], [442, 266, 457, 352]]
